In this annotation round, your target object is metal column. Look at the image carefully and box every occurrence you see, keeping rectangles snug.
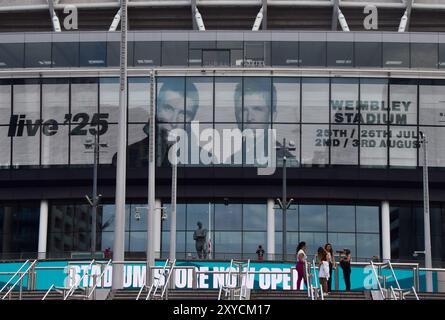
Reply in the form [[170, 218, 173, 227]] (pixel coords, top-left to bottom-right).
[[112, 0, 128, 291], [267, 199, 275, 261], [381, 201, 391, 262], [38, 200, 49, 260]]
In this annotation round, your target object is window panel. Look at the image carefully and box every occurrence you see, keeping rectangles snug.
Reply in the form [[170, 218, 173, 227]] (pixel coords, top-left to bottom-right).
[[419, 82, 445, 126], [188, 49, 202, 66], [214, 232, 242, 258], [98, 204, 131, 232], [419, 127, 445, 167], [52, 42, 79, 68], [390, 83, 417, 125], [327, 42, 353, 67], [389, 126, 418, 167], [0, 127, 10, 167], [383, 42, 409, 68], [301, 124, 329, 166], [355, 42, 382, 67], [99, 124, 117, 165], [302, 78, 329, 123], [186, 77, 213, 122], [271, 42, 299, 66], [214, 203, 242, 231], [411, 43, 438, 69], [129, 204, 148, 232], [300, 42, 326, 67], [360, 126, 388, 167], [134, 41, 161, 67], [299, 204, 327, 232], [274, 77, 300, 123], [187, 204, 211, 230], [0, 84, 11, 124], [242, 204, 267, 231], [71, 78, 99, 118], [79, 42, 106, 67], [70, 131, 93, 165], [328, 233, 356, 259], [100, 78, 119, 123], [299, 232, 327, 255], [161, 231, 186, 258], [440, 44, 445, 69], [215, 77, 241, 123], [328, 205, 355, 233], [42, 80, 69, 123], [244, 42, 268, 66], [243, 232, 267, 258], [202, 50, 230, 67], [107, 41, 134, 67], [214, 123, 242, 166], [275, 232, 300, 258], [129, 77, 150, 123], [360, 79, 388, 125], [162, 42, 188, 66], [356, 206, 380, 233], [25, 42, 52, 68], [275, 204, 298, 232], [127, 123, 149, 168], [184, 122, 213, 167], [41, 124, 69, 166], [275, 124, 300, 167], [356, 233, 380, 262], [129, 231, 146, 252], [242, 77, 272, 126], [161, 203, 187, 231], [0, 43, 24, 68]]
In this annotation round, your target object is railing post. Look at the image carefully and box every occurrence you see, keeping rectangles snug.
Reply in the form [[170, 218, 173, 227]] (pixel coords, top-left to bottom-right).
[[334, 266, 339, 291], [192, 268, 197, 289], [19, 277, 23, 300]]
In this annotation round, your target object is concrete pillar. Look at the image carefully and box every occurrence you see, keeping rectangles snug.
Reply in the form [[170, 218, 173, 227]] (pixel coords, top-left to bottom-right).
[[267, 198, 275, 261], [381, 201, 391, 262], [154, 199, 162, 259], [38, 200, 49, 260]]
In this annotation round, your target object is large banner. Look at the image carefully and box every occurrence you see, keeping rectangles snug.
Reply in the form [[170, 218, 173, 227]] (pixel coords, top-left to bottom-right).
[[0, 260, 437, 292]]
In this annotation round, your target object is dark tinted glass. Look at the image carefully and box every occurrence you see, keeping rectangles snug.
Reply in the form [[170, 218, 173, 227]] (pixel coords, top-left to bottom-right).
[[271, 41, 299, 66], [245, 41, 269, 66], [134, 41, 161, 66], [79, 42, 106, 67], [383, 42, 409, 68], [411, 43, 438, 69], [0, 43, 24, 68], [189, 41, 215, 49], [327, 42, 353, 67], [439, 44, 445, 69], [25, 42, 52, 68], [107, 41, 134, 67], [52, 42, 79, 68], [355, 42, 382, 67], [203, 50, 230, 67], [300, 42, 326, 67], [188, 49, 202, 66], [162, 41, 188, 66]]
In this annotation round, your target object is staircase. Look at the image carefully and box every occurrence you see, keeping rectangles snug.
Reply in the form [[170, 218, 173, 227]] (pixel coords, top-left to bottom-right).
[[110, 289, 220, 300], [405, 292, 445, 300], [0, 289, 87, 300], [250, 290, 369, 300]]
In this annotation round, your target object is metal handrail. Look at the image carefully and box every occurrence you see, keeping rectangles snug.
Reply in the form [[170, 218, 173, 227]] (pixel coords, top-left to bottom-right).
[[42, 284, 55, 300], [387, 261, 401, 290], [1, 260, 37, 300], [312, 259, 324, 301], [87, 259, 112, 299], [239, 260, 250, 300], [160, 259, 176, 299], [370, 261, 386, 299], [0, 260, 30, 295], [390, 286, 398, 300], [146, 259, 170, 300], [64, 259, 95, 300]]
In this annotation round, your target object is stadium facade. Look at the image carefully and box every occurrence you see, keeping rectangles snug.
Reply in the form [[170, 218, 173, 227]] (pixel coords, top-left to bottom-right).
[[0, 0, 445, 276]]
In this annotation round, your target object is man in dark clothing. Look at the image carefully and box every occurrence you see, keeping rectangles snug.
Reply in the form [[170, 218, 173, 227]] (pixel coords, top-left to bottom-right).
[[256, 245, 265, 261], [193, 221, 208, 259]]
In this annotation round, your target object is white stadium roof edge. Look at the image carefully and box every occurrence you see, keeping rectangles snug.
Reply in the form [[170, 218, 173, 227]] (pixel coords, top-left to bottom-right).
[[1, 0, 445, 12]]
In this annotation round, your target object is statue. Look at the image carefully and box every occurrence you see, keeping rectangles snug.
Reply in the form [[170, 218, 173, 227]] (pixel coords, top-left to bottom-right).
[[193, 221, 208, 259]]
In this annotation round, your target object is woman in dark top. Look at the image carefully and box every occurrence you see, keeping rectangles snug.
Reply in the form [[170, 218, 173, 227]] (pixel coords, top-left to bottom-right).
[[340, 249, 352, 291]]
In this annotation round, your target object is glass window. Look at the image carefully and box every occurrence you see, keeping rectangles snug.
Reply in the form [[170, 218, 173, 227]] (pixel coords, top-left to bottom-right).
[[360, 126, 388, 167], [98, 204, 131, 232], [242, 77, 272, 126], [327, 42, 353, 67], [187, 204, 211, 230], [330, 124, 359, 165], [0, 126, 10, 167], [188, 49, 202, 66], [355, 42, 382, 67], [107, 41, 134, 67], [275, 232, 300, 258], [129, 77, 150, 123], [243, 232, 267, 259], [41, 124, 69, 166], [52, 42, 79, 68], [244, 42, 267, 66], [275, 204, 299, 232], [214, 123, 242, 166], [25, 42, 52, 68], [356, 206, 379, 233], [70, 131, 93, 165], [74, 204, 91, 233], [186, 77, 213, 122], [162, 203, 187, 231], [214, 232, 242, 258], [356, 233, 380, 262], [42, 79, 69, 123], [411, 43, 438, 69], [419, 81, 445, 126], [100, 78, 119, 123], [243, 204, 267, 231], [12, 81, 40, 166], [162, 42, 188, 66], [71, 78, 99, 118], [214, 203, 242, 231], [271, 42, 299, 66], [215, 77, 241, 123], [129, 231, 146, 252], [301, 124, 329, 166], [275, 124, 300, 167], [301, 78, 329, 123], [202, 50, 230, 67], [439, 44, 445, 69], [389, 126, 418, 167], [328, 233, 356, 259], [299, 204, 327, 232], [383, 42, 409, 68], [134, 41, 161, 67], [127, 123, 149, 168], [161, 231, 186, 258], [327, 205, 355, 233], [0, 43, 24, 68], [79, 42, 106, 67], [99, 124, 117, 165], [299, 232, 327, 255], [419, 127, 445, 167], [300, 42, 326, 67], [231, 49, 244, 67], [360, 79, 388, 125], [390, 82, 417, 125], [0, 83, 11, 124], [274, 77, 300, 123], [157, 77, 185, 123], [129, 204, 148, 232]]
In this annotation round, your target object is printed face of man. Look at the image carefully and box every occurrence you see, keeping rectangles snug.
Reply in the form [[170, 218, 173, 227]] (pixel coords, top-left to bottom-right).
[[236, 92, 272, 130], [157, 90, 196, 133]]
